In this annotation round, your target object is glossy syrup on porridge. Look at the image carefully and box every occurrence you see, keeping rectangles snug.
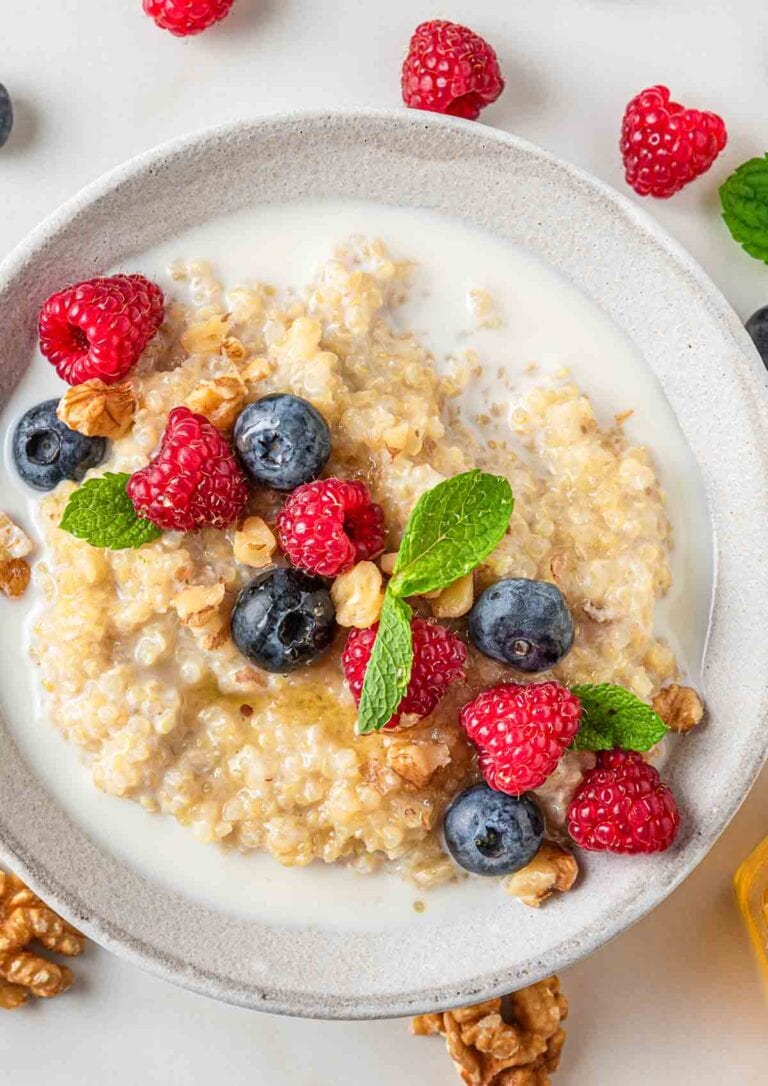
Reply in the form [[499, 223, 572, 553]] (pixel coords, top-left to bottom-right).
[[1, 201, 710, 920]]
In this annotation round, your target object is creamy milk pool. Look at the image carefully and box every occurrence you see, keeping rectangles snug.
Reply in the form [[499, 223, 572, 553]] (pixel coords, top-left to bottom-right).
[[0, 199, 713, 926]]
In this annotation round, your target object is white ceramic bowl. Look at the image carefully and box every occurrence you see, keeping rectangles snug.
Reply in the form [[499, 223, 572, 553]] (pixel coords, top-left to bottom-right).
[[1, 110, 768, 1019]]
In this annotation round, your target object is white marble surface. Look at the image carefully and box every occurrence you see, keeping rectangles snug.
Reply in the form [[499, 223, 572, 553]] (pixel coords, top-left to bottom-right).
[[1, 0, 768, 1080]]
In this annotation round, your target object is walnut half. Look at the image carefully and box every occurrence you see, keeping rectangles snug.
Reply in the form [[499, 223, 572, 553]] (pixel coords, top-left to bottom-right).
[[652, 684, 704, 733], [57, 379, 136, 438], [412, 976, 567, 1086], [0, 869, 85, 1010], [503, 843, 578, 908]]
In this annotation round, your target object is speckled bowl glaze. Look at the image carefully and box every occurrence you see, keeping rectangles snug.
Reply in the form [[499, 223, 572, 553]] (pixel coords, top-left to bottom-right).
[[2, 110, 768, 1020]]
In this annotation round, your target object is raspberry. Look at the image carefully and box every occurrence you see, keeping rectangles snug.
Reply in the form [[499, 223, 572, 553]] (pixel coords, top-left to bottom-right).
[[127, 406, 248, 532], [621, 84, 727, 198], [567, 750, 680, 854], [342, 617, 467, 729], [143, 0, 235, 36], [401, 20, 504, 120], [38, 275, 164, 386], [276, 478, 386, 577], [460, 682, 582, 795]]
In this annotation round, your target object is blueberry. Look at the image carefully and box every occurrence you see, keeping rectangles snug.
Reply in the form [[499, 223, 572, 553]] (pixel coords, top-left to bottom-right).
[[12, 400, 106, 491], [468, 577, 573, 672], [234, 394, 331, 491], [0, 84, 12, 149], [746, 306, 768, 369], [231, 567, 336, 673], [443, 783, 544, 877]]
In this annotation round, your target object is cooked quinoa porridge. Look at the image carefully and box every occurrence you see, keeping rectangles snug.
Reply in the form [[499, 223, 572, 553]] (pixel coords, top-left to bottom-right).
[[23, 236, 687, 892]]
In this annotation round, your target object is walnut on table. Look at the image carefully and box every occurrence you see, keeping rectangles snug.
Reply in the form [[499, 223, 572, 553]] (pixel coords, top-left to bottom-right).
[[652, 684, 704, 733], [0, 870, 85, 1010], [412, 976, 567, 1086]]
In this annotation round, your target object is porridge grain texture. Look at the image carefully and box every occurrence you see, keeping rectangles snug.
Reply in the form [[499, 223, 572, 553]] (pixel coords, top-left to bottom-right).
[[31, 240, 676, 884]]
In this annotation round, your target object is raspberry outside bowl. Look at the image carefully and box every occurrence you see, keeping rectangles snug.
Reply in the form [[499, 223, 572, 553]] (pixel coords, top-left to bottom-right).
[[0, 110, 767, 1019]]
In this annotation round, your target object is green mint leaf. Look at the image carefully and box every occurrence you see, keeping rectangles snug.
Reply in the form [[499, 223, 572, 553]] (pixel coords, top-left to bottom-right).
[[356, 593, 413, 735], [60, 473, 162, 550], [389, 470, 513, 598], [720, 155, 768, 264], [571, 683, 669, 753]]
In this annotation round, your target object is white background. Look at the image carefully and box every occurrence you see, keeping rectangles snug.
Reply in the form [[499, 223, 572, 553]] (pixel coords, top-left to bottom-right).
[[2, 1, 768, 1081]]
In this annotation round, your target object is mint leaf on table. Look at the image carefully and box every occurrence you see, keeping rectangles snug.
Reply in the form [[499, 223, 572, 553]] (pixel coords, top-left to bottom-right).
[[388, 469, 514, 599], [356, 593, 413, 735], [571, 683, 669, 753], [720, 155, 768, 264], [60, 472, 161, 550]]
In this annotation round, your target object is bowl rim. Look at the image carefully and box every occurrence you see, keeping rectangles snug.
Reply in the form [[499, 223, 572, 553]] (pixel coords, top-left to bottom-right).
[[2, 106, 768, 1019]]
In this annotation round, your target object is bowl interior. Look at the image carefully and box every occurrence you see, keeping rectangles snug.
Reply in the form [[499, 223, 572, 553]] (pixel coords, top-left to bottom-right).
[[1, 110, 767, 1018]]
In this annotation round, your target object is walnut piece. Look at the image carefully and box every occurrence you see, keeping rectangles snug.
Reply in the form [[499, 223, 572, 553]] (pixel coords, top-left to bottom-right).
[[379, 552, 398, 575], [180, 313, 231, 356], [503, 843, 578, 908], [232, 516, 277, 568], [432, 573, 474, 618], [0, 512, 33, 559], [386, 741, 451, 788], [412, 977, 567, 1086], [186, 375, 246, 431], [221, 335, 247, 363], [0, 869, 85, 1009], [331, 561, 384, 628], [172, 583, 226, 628], [241, 357, 273, 384], [0, 558, 30, 599], [57, 379, 137, 438], [652, 684, 704, 733]]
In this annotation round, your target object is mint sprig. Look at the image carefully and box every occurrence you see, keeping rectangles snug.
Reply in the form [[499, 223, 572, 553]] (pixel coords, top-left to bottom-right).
[[571, 683, 669, 752], [357, 594, 414, 735], [720, 155, 768, 264], [390, 470, 514, 598], [60, 473, 161, 550], [356, 470, 513, 734]]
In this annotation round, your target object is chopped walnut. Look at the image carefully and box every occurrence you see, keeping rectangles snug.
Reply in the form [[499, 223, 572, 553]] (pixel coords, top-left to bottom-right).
[[221, 335, 247, 363], [0, 558, 30, 599], [432, 573, 474, 618], [232, 516, 277, 568], [0, 869, 85, 1009], [180, 313, 231, 356], [386, 741, 451, 788], [412, 977, 567, 1086], [172, 583, 226, 628], [0, 513, 33, 559], [57, 379, 137, 438], [331, 562, 384, 628], [241, 357, 273, 384], [503, 844, 579, 908], [379, 552, 398, 576], [186, 375, 246, 431], [467, 288, 502, 330], [581, 599, 617, 624], [652, 684, 704, 733]]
